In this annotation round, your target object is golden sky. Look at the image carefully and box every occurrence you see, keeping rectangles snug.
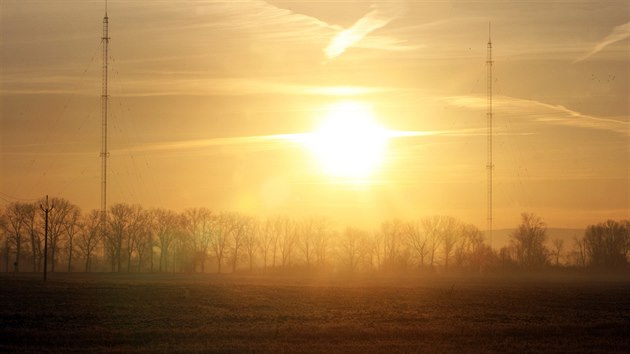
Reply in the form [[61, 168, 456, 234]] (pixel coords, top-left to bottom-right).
[[1, 0, 628, 230]]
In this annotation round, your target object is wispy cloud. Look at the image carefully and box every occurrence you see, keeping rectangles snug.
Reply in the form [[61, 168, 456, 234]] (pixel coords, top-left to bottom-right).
[[444, 95, 629, 136], [574, 22, 630, 63], [117, 126, 519, 156], [1, 0, 417, 96], [0, 73, 394, 97], [115, 134, 306, 155], [190, 0, 337, 43], [115, 77, 395, 97], [324, 1, 406, 59]]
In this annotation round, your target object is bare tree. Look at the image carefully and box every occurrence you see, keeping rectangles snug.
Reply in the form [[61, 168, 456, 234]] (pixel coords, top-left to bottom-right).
[[171, 223, 194, 273], [152, 208, 182, 272], [63, 206, 81, 272], [420, 217, 444, 268], [227, 212, 250, 273], [22, 204, 42, 272], [43, 198, 78, 272], [0, 209, 7, 272], [510, 213, 549, 269], [2, 202, 30, 272], [622, 220, 630, 261], [551, 238, 564, 266], [2, 203, 42, 272], [405, 220, 429, 268], [453, 224, 491, 272], [338, 227, 368, 272], [378, 219, 406, 270], [277, 217, 297, 268], [569, 235, 587, 267], [183, 208, 214, 273], [242, 217, 259, 272], [211, 212, 233, 274], [453, 224, 471, 269], [145, 211, 157, 272], [298, 218, 316, 268], [107, 203, 134, 272], [439, 217, 460, 270], [370, 230, 385, 270], [258, 218, 277, 272], [78, 210, 101, 272], [312, 218, 332, 269], [584, 220, 628, 269], [123, 205, 147, 272], [134, 214, 153, 272]]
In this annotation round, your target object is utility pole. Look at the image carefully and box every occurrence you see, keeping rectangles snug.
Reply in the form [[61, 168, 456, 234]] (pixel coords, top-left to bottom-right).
[[40, 195, 54, 282]]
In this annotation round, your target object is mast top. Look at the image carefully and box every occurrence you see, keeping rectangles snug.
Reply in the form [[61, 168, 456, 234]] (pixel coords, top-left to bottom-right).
[[488, 22, 492, 44]]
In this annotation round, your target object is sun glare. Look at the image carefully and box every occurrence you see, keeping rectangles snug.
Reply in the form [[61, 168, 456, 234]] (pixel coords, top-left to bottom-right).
[[305, 101, 389, 180]]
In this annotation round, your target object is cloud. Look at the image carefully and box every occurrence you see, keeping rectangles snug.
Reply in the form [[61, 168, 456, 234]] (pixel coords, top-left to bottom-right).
[[1, 0, 417, 96], [190, 0, 337, 43], [443, 95, 629, 136], [324, 1, 406, 59], [118, 126, 523, 157], [0, 72, 395, 97], [113, 76, 396, 97], [574, 22, 630, 63], [115, 133, 306, 155]]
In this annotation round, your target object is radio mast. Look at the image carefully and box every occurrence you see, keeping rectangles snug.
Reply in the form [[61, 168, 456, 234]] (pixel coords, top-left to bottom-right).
[[486, 23, 494, 245], [100, 3, 110, 228]]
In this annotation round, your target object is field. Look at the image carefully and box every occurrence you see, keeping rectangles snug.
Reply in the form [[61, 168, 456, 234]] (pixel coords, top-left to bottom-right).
[[1, 272, 629, 353]]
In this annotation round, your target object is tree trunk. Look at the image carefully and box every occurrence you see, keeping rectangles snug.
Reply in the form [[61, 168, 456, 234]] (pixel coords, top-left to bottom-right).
[[15, 235, 21, 272], [5, 240, 9, 272], [31, 232, 37, 272], [85, 253, 90, 272], [67, 237, 74, 272], [50, 239, 56, 272], [263, 249, 268, 273], [117, 246, 123, 273], [67, 247, 73, 272]]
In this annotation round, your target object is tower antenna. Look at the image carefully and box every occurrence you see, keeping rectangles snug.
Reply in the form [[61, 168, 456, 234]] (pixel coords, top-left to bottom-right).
[[100, 4, 110, 233], [486, 22, 493, 246]]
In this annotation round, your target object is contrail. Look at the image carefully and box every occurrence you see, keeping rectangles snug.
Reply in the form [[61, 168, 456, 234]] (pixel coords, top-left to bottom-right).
[[325, 1, 405, 59], [574, 22, 630, 63]]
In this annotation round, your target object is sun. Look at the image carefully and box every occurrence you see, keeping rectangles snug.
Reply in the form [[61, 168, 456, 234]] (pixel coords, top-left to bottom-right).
[[304, 101, 389, 180]]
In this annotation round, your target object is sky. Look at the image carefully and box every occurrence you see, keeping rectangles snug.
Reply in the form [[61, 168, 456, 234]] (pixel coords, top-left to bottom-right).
[[1, 0, 628, 231]]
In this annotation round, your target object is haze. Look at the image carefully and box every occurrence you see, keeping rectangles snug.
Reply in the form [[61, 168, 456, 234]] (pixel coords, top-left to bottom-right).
[[1, 0, 628, 230]]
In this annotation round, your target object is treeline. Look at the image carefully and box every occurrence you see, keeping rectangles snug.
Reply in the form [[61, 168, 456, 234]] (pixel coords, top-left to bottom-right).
[[1, 198, 628, 274]]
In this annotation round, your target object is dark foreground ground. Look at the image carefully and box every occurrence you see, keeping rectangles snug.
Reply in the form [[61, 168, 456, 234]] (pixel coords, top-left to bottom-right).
[[1, 272, 629, 353]]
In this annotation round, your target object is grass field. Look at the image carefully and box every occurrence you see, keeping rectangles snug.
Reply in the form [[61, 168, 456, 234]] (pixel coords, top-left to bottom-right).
[[1, 272, 629, 353]]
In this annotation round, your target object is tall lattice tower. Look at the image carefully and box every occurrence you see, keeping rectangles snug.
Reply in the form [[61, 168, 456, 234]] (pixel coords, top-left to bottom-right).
[[486, 24, 493, 245], [100, 5, 110, 227]]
